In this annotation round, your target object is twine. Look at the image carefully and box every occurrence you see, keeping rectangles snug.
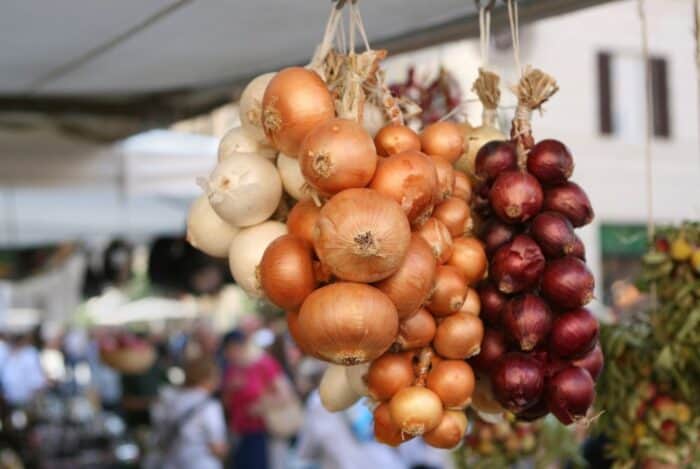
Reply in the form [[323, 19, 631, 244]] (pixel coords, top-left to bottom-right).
[[638, 0, 654, 242], [507, 0, 522, 76]]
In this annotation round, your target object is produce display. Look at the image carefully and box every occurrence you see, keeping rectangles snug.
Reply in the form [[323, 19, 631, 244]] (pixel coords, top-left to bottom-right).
[[98, 330, 155, 374]]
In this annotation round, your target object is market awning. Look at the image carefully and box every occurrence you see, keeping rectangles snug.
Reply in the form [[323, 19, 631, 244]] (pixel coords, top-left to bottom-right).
[[0, 0, 617, 139]]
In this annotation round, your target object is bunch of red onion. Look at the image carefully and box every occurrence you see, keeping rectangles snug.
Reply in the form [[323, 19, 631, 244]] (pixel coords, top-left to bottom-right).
[[468, 138, 602, 425]]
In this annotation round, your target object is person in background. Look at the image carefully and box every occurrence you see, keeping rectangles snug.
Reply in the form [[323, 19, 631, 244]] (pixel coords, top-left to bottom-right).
[[0, 333, 46, 408], [120, 334, 166, 428], [149, 357, 228, 469], [221, 329, 287, 469]]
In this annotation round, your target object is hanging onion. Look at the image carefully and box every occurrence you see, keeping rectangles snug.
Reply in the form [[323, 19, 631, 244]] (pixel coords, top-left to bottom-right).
[[299, 118, 378, 195], [319, 364, 362, 412], [363, 101, 388, 137], [530, 211, 576, 258], [549, 308, 599, 359], [205, 153, 282, 227], [297, 282, 398, 365], [480, 219, 520, 255], [277, 152, 311, 200], [286, 311, 314, 357], [433, 313, 483, 359], [474, 140, 518, 183], [433, 197, 473, 237], [427, 265, 468, 317], [546, 366, 595, 425], [186, 194, 239, 258], [471, 373, 506, 416], [228, 221, 288, 297], [423, 410, 468, 449], [542, 182, 594, 227], [490, 352, 545, 413], [374, 402, 413, 447], [286, 200, 320, 247], [262, 67, 335, 156], [447, 237, 488, 286], [453, 172, 472, 201], [456, 125, 507, 176], [376, 234, 437, 319], [394, 308, 436, 351], [374, 123, 421, 156], [420, 121, 465, 164], [239, 72, 276, 144], [459, 287, 481, 316], [417, 218, 453, 264], [541, 256, 595, 310], [432, 156, 456, 203], [369, 150, 438, 225], [489, 171, 544, 224], [501, 294, 553, 352], [572, 343, 604, 381], [314, 188, 411, 282], [259, 234, 316, 311], [427, 360, 475, 410], [367, 352, 416, 401], [345, 363, 370, 397], [490, 235, 545, 294], [477, 282, 508, 326], [469, 328, 507, 373], [218, 127, 277, 161], [389, 386, 444, 436], [527, 139, 574, 186]]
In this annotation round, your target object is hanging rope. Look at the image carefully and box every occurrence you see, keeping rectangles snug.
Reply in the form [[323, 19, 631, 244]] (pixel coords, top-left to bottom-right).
[[638, 0, 654, 242], [507, 0, 522, 76]]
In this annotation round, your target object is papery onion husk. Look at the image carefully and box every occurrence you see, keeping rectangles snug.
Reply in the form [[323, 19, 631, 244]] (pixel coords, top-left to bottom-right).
[[432, 155, 456, 203], [394, 308, 436, 351], [501, 294, 553, 352], [433, 312, 483, 359], [376, 234, 436, 319], [260, 234, 316, 311], [489, 171, 543, 224], [420, 121, 465, 164], [572, 343, 604, 381], [469, 328, 507, 373], [262, 67, 335, 156], [426, 360, 475, 410], [423, 410, 468, 449], [427, 265, 468, 317], [314, 188, 411, 282], [433, 197, 473, 237], [490, 235, 545, 294], [297, 282, 398, 365], [453, 172, 472, 201], [473, 140, 518, 183], [530, 211, 576, 258], [417, 218, 453, 264], [527, 139, 574, 186], [549, 308, 599, 359], [367, 352, 416, 401], [490, 352, 545, 413], [374, 123, 422, 156], [541, 256, 595, 310], [320, 364, 362, 412], [480, 219, 520, 255], [477, 282, 508, 326], [459, 287, 481, 316], [389, 386, 444, 436], [447, 237, 488, 285], [287, 199, 320, 247], [369, 150, 438, 225], [546, 366, 595, 425], [471, 373, 506, 416], [542, 182, 594, 227], [374, 402, 413, 447], [299, 118, 378, 195]]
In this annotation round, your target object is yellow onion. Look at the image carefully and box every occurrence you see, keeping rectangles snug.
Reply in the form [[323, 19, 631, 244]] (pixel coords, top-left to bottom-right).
[[471, 373, 506, 416], [297, 282, 398, 365], [417, 218, 453, 264], [455, 125, 506, 176], [389, 386, 443, 436], [420, 121, 465, 164], [314, 188, 411, 282], [228, 221, 287, 297], [299, 118, 377, 195], [426, 360, 475, 409], [319, 364, 362, 412], [286, 311, 315, 357], [345, 363, 370, 397], [459, 287, 481, 316], [286, 200, 320, 247], [447, 237, 487, 285], [423, 410, 468, 449], [369, 150, 438, 225], [374, 123, 422, 157], [262, 67, 335, 156], [434, 312, 483, 359], [374, 402, 413, 447], [259, 234, 316, 311], [394, 308, 436, 351], [453, 172, 472, 202], [186, 194, 238, 258], [239, 72, 276, 144], [375, 234, 436, 319], [432, 156, 455, 203], [427, 265, 468, 317], [433, 197, 473, 237], [367, 352, 415, 401]]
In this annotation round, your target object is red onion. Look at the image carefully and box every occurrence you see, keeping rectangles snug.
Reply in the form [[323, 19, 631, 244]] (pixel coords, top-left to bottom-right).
[[527, 139, 574, 186], [473, 184, 492, 218], [516, 397, 549, 422], [502, 294, 553, 352], [541, 256, 595, 309], [571, 235, 586, 261], [477, 282, 508, 326], [530, 211, 576, 258], [469, 328, 506, 373], [547, 366, 595, 425], [545, 354, 569, 378], [549, 308, 599, 358], [491, 353, 545, 413], [489, 171, 543, 224], [490, 235, 545, 294], [543, 182, 594, 227], [572, 343, 604, 381], [481, 219, 520, 255], [474, 141, 518, 183]]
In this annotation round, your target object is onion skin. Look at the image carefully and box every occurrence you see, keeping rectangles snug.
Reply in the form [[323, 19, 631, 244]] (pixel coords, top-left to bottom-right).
[[469, 328, 506, 373], [433, 197, 473, 237], [369, 150, 438, 225], [549, 308, 599, 359], [374, 403, 413, 447], [542, 182, 594, 227], [456, 125, 506, 176], [432, 155, 456, 203], [186, 194, 238, 258], [460, 287, 481, 316], [261, 67, 335, 156], [286, 200, 320, 247], [530, 211, 576, 258], [474, 141, 518, 183], [417, 218, 453, 264], [260, 234, 317, 311], [471, 373, 506, 415], [427, 265, 468, 317], [516, 397, 550, 422], [491, 353, 545, 413], [434, 313, 484, 359], [489, 171, 543, 224], [239, 72, 276, 144], [420, 121, 465, 164], [572, 343, 604, 381], [394, 308, 436, 351], [345, 363, 370, 397], [447, 237, 488, 285], [367, 352, 415, 401], [277, 152, 310, 200], [286, 311, 315, 357], [527, 139, 574, 186], [571, 235, 586, 261], [376, 234, 436, 319], [297, 282, 398, 365], [502, 294, 553, 351], [547, 366, 595, 425], [453, 172, 472, 202], [423, 410, 468, 449], [299, 118, 377, 195], [320, 364, 361, 412], [490, 235, 546, 294], [427, 360, 475, 409], [478, 283, 508, 326], [314, 188, 411, 282], [480, 219, 520, 255], [389, 386, 444, 436], [375, 123, 421, 156], [541, 256, 595, 310]]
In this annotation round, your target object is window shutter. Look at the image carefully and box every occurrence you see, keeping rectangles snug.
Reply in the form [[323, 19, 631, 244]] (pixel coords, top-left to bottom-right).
[[597, 52, 613, 135]]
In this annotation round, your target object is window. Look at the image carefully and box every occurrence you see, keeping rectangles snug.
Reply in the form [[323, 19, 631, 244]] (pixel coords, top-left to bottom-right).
[[597, 52, 671, 140]]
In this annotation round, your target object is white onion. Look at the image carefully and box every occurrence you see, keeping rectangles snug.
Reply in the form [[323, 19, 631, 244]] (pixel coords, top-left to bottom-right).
[[362, 102, 388, 137], [228, 220, 287, 297], [239, 72, 276, 144], [345, 362, 370, 397], [277, 152, 310, 200], [205, 153, 282, 227], [186, 194, 239, 258], [320, 364, 362, 412], [218, 126, 276, 162]]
